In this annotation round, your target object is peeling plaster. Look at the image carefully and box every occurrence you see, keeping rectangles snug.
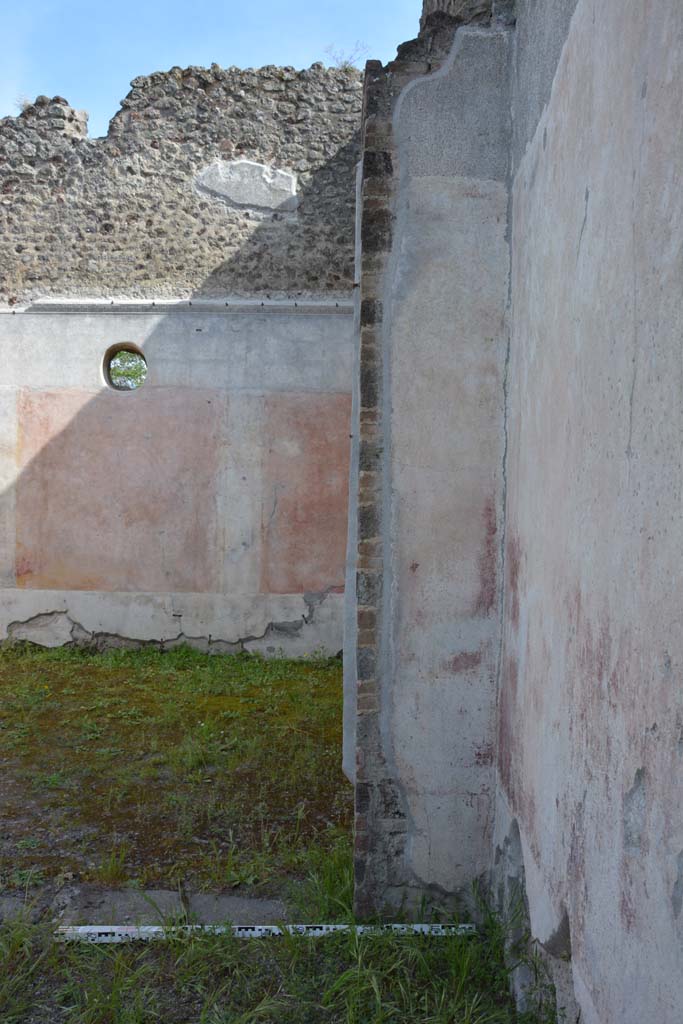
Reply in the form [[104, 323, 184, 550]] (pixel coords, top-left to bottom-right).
[[672, 851, 683, 920], [5, 587, 340, 657], [195, 160, 299, 217], [623, 768, 647, 856]]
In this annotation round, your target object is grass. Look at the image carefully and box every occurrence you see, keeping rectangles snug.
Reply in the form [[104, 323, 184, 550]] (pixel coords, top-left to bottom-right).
[[0, 901, 558, 1024], [0, 644, 560, 1023], [0, 644, 351, 894]]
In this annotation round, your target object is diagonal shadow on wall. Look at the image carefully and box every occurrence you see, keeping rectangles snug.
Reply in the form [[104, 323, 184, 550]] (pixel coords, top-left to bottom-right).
[[0, 142, 359, 653]]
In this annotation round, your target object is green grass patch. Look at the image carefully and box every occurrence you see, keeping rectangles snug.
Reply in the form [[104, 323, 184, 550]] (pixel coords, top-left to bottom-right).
[[0, 645, 351, 894], [0, 909, 558, 1024]]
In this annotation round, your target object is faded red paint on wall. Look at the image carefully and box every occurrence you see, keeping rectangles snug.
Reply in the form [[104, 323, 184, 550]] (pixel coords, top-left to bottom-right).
[[506, 534, 521, 629], [474, 497, 498, 616], [16, 388, 223, 592], [474, 743, 494, 766], [447, 649, 483, 673], [260, 392, 351, 594], [497, 655, 518, 803]]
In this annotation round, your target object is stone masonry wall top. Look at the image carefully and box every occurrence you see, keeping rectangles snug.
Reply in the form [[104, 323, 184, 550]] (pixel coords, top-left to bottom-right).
[[420, 1, 492, 30], [0, 64, 362, 304]]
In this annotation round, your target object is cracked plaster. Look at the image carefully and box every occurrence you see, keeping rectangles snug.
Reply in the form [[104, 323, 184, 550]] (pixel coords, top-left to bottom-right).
[[4, 588, 343, 657]]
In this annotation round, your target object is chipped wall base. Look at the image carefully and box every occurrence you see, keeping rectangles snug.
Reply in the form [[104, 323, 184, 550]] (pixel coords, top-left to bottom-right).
[[2, 589, 343, 657], [492, 792, 581, 1024]]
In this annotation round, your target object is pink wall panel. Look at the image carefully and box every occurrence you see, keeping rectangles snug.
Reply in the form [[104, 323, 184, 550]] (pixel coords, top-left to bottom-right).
[[16, 388, 224, 593], [261, 392, 351, 594]]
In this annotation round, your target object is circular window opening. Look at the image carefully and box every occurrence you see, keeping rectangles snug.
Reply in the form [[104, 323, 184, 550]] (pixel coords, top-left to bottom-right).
[[104, 346, 147, 391]]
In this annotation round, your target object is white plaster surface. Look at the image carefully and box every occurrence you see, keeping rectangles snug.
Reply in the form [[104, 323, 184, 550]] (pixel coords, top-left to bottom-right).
[[370, 27, 511, 899], [350, 3, 683, 1015], [195, 160, 299, 213], [1, 589, 344, 656], [342, 162, 363, 782], [0, 391, 17, 585], [0, 307, 352, 393], [502, 0, 683, 1018], [386, 172, 508, 894]]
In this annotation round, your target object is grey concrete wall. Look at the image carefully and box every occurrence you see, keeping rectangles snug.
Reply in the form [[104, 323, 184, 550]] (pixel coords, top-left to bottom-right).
[[0, 302, 353, 653], [510, 0, 579, 172], [499, 0, 683, 1019], [385, 30, 510, 901], [353, 25, 511, 913]]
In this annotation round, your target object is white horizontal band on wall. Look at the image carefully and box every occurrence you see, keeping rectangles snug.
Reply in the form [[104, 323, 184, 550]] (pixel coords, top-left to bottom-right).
[[57, 922, 477, 944], [1, 299, 355, 317]]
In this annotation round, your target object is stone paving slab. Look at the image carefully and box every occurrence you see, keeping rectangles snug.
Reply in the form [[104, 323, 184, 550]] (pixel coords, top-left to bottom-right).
[[56, 886, 185, 926], [0, 894, 36, 922], [186, 893, 288, 924], [1, 883, 290, 927]]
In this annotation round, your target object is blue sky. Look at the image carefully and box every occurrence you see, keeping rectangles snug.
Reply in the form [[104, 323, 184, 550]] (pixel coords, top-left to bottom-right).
[[0, 1, 420, 137]]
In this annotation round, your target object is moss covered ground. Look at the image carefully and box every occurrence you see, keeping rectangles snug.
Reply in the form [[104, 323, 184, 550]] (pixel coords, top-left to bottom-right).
[[0, 645, 351, 894]]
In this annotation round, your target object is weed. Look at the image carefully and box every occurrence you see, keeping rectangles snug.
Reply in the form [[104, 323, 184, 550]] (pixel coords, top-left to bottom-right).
[[202, 839, 263, 890], [16, 838, 39, 851], [32, 770, 71, 791], [288, 827, 354, 923], [0, 915, 52, 1022], [324, 41, 370, 70], [3, 866, 46, 890], [91, 843, 130, 887], [76, 716, 104, 743]]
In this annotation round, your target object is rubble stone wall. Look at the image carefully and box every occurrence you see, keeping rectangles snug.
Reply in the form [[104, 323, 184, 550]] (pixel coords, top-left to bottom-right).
[[0, 64, 362, 304]]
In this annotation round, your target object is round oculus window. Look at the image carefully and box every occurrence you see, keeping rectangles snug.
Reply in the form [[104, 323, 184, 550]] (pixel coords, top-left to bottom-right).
[[104, 346, 147, 391]]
